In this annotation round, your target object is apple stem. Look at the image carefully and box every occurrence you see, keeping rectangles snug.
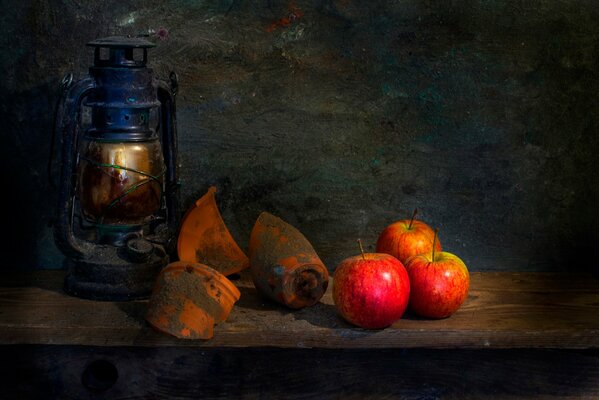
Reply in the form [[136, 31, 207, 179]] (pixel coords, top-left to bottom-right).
[[408, 208, 418, 230], [357, 239, 366, 260], [431, 227, 439, 262]]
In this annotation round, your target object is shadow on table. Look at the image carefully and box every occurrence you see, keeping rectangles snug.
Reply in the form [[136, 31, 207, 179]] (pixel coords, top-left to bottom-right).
[[116, 301, 148, 323], [234, 283, 366, 331]]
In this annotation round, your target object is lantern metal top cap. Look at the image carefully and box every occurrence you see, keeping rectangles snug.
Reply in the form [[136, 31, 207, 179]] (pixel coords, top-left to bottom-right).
[[88, 36, 155, 68], [87, 36, 156, 49]]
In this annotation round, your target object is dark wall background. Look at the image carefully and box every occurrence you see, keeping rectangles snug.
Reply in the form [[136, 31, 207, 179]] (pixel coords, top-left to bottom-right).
[[1, 0, 597, 272]]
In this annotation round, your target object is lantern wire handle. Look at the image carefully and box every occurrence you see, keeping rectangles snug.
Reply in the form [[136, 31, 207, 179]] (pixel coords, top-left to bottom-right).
[[48, 73, 74, 189]]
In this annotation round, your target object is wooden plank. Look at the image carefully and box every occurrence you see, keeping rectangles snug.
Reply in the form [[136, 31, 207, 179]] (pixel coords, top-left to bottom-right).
[[0, 271, 598, 349], [1, 345, 598, 399]]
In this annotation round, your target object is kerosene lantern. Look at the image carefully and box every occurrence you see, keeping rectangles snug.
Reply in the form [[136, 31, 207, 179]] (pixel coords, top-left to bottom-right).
[[54, 36, 180, 300]]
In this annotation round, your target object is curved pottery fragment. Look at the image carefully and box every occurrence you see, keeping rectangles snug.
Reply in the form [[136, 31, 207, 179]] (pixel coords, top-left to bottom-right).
[[145, 261, 241, 340], [248, 212, 329, 309], [177, 186, 249, 276]]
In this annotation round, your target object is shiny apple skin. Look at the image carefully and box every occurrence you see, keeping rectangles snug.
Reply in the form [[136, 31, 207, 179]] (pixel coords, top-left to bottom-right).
[[405, 251, 469, 319], [333, 253, 410, 329], [376, 220, 442, 264]]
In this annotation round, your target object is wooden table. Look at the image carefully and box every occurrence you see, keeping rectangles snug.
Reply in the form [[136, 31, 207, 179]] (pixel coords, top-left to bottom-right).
[[1, 271, 598, 399]]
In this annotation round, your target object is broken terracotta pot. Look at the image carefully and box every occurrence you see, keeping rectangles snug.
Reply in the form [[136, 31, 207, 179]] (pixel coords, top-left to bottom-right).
[[177, 186, 249, 276], [145, 261, 241, 339], [248, 212, 329, 309]]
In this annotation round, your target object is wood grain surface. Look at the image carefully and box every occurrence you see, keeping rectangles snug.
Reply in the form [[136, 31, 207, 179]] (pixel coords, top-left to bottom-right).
[[0, 271, 598, 349], [2, 345, 598, 400]]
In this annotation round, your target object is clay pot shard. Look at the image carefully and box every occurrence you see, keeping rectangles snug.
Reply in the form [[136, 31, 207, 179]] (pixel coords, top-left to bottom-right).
[[145, 261, 241, 340], [178, 186, 249, 276], [249, 212, 329, 309]]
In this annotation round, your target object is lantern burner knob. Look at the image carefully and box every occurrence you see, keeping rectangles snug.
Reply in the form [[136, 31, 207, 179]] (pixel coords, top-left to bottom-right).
[[126, 238, 155, 263]]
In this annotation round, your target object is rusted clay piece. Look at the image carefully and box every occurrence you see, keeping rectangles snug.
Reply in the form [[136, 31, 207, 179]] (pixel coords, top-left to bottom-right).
[[178, 186, 249, 276], [145, 261, 240, 339], [249, 212, 329, 309]]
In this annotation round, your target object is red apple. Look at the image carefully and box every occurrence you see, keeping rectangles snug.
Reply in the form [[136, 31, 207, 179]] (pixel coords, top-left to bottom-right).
[[333, 241, 410, 329], [404, 230, 469, 318], [376, 209, 441, 264]]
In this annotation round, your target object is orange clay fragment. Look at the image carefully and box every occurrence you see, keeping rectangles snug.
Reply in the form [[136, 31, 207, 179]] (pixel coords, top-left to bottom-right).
[[249, 212, 329, 309], [177, 186, 249, 276], [145, 261, 241, 340]]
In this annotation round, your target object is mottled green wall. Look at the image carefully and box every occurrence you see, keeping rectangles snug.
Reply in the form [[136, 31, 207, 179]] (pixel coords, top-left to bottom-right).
[[1, 0, 597, 272]]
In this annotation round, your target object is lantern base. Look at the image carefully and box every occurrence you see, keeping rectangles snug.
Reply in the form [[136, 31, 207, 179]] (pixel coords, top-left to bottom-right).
[[63, 243, 168, 301]]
